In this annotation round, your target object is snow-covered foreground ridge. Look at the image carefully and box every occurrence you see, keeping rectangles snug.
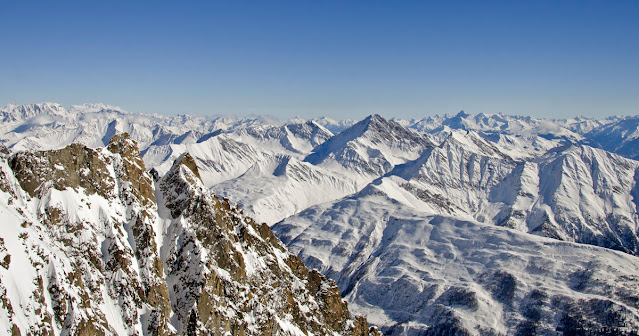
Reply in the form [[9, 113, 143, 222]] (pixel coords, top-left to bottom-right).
[[3, 102, 639, 335], [0, 134, 380, 335]]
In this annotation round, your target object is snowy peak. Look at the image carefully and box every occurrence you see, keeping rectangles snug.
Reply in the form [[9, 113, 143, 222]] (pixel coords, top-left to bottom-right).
[[174, 152, 202, 181], [159, 152, 208, 219], [286, 120, 334, 146], [532, 144, 639, 253], [444, 109, 472, 127], [316, 114, 428, 149], [304, 114, 432, 176], [359, 114, 426, 144], [455, 110, 470, 118]]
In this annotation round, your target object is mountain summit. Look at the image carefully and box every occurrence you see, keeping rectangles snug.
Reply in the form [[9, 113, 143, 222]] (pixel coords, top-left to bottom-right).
[[304, 114, 432, 176]]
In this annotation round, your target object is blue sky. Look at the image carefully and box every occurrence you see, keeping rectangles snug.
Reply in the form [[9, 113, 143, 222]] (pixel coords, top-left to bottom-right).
[[1, 1, 638, 120]]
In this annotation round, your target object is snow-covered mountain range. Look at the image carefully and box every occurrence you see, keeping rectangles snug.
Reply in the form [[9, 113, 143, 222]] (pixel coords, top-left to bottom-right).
[[2, 102, 639, 335]]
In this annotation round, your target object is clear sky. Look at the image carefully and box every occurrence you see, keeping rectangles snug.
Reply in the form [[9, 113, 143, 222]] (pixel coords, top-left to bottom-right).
[[1, 1, 638, 120]]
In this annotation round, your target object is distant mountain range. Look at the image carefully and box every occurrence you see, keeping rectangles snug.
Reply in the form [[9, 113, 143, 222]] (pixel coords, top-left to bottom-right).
[[2, 102, 639, 335]]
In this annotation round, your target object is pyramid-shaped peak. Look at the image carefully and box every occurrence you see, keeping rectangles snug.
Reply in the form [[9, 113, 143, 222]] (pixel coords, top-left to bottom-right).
[[365, 114, 387, 124], [305, 113, 432, 166], [361, 114, 416, 134], [303, 119, 326, 128], [455, 110, 470, 118], [174, 152, 202, 181], [355, 114, 399, 134], [107, 132, 141, 159], [333, 113, 431, 145], [108, 132, 133, 146]]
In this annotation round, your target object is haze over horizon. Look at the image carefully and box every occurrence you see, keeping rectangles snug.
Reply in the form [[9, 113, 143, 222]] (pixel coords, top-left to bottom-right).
[[1, 1, 638, 120]]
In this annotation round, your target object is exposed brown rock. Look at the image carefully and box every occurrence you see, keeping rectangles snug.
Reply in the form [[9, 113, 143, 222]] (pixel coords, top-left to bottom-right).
[[9, 143, 115, 198], [10, 324, 20, 336], [107, 132, 156, 206], [178, 152, 202, 181], [0, 144, 9, 155]]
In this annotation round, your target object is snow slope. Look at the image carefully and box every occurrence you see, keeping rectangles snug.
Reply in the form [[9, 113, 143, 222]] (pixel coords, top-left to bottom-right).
[[211, 155, 360, 224], [274, 182, 639, 334]]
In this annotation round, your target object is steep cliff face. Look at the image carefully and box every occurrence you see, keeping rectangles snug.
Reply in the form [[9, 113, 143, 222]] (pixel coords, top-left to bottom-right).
[[0, 134, 378, 336]]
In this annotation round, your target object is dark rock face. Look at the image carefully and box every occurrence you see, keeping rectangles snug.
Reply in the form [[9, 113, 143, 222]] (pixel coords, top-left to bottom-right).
[[0, 133, 379, 336], [479, 270, 517, 306], [9, 143, 116, 198]]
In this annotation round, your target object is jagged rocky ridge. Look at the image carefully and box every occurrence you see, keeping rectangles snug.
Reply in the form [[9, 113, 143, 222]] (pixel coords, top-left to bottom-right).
[[0, 134, 379, 335]]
